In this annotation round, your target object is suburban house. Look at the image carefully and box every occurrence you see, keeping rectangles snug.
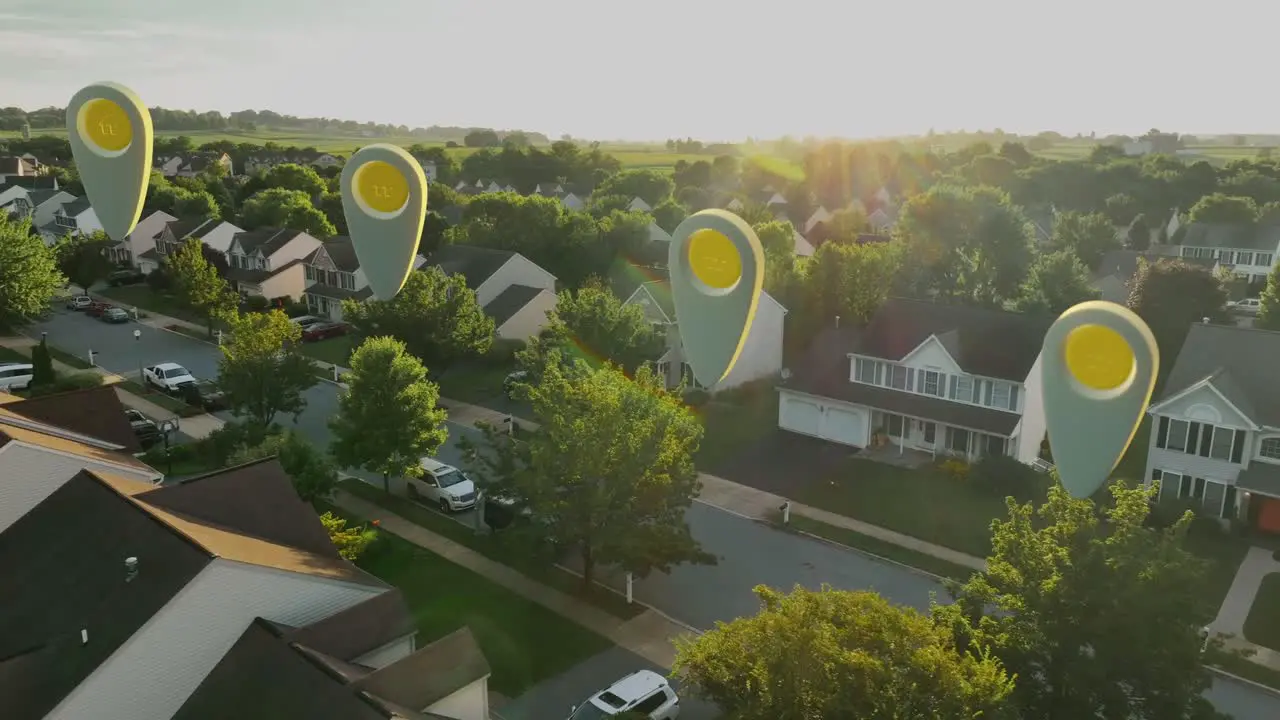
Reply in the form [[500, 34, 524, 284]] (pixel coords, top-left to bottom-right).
[[560, 192, 586, 211], [225, 227, 324, 302], [155, 152, 234, 178], [1169, 222, 1280, 285], [0, 457, 492, 720], [1143, 322, 1280, 532], [622, 278, 788, 392], [135, 217, 221, 275], [429, 244, 559, 341], [36, 196, 104, 244], [195, 220, 248, 259], [301, 236, 428, 321], [777, 298, 1051, 463], [0, 181, 63, 220], [0, 155, 39, 183], [312, 153, 344, 170], [420, 161, 438, 182], [29, 188, 77, 232], [117, 210, 177, 266], [1091, 250, 1216, 304], [628, 196, 652, 212]]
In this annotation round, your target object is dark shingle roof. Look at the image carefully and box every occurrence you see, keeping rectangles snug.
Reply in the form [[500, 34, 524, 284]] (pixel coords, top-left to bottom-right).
[[850, 297, 1051, 381], [282, 589, 416, 661], [352, 628, 491, 711], [312, 237, 361, 272], [7, 385, 141, 452], [484, 284, 546, 326], [61, 197, 92, 217], [234, 228, 310, 257], [1176, 223, 1280, 252], [0, 470, 211, 719], [428, 244, 515, 290], [3, 175, 58, 190], [1157, 322, 1280, 427], [0, 156, 35, 174], [168, 216, 218, 240], [28, 189, 60, 206]]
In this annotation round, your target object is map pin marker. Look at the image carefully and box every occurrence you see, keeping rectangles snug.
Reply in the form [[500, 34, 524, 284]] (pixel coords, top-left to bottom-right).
[[1041, 300, 1159, 499], [669, 209, 764, 387], [66, 82, 153, 241], [340, 144, 428, 301]]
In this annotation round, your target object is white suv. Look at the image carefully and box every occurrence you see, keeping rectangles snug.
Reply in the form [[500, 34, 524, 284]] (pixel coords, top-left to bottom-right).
[[569, 670, 680, 719], [0, 363, 34, 391], [405, 458, 478, 513]]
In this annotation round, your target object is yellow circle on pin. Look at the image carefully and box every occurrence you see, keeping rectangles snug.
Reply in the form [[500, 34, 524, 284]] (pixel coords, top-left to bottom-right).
[[79, 99, 132, 153], [687, 229, 742, 290], [354, 160, 410, 214], [1065, 324, 1134, 390]]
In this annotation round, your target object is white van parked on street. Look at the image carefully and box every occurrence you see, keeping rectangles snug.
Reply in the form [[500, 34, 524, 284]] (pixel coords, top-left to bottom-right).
[[0, 363, 33, 391]]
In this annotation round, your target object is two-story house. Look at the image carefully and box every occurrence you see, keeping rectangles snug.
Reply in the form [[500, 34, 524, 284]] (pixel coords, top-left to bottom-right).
[[777, 298, 1051, 464], [155, 153, 234, 178], [429, 244, 559, 341], [0, 183, 37, 220], [1091, 250, 1216, 304], [225, 228, 324, 302], [0, 155, 39, 183], [37, 196, 104, 244], [116, 210, 177, 267], [134, 217, 220, 275], [621, 277, 788, 393], [312, 153, 344, 170], [302, 236, 427, 321], [1171, 222, 1280, 286], [1143, 322, 1280, 531]]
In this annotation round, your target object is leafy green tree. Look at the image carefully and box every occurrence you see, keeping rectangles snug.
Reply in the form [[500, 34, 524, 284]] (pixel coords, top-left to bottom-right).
[[1127, 258, 1229, 361], [319, 511, 378, 561], [53, 230, 115, 291], [259, 163, 326, 197], [592, 169, 675, 207], [935, 482, 1227, 720], [0, 215, 64, 331], [29, 335, 56, 387], [1015, 249, 1100, 315], [240, 187, 337, 238], [463, 359, 713, 587], [1256, 261, 1280, 330], [795, 240, 903, 347], [541, 281, 664, 373], [329, 336, 448, 493], [675, 585, 1015, 720], [652, 199, 688, 233], [228, 430, 339, 502], [1127, 213, 1151, 251], [217, 310, 319, 429], [343, 267, 493, 372], [1049, 211, 1121, 271], [1187, 193, 1258, 224], [166, 237, 238, 336], [1104, 193, 1139, 225]]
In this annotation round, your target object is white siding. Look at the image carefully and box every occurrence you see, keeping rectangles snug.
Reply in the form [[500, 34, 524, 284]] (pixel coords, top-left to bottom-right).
[[74, 208, 105, 235], [777, 391, 870, 448], [50, 561, 384, 720], [200, 222, 245, 254], [0, 443, 160, 533], [426, 678, 490, 720], [126, 211, 177, 268], [1016, 353, 1047, 464], [353, 634, 415, 668], [714, 291, 786, 391], [496, 289, 557, 341], [259, 262, 308, 301], [1151, 384, 1253, 430], [896, 336, 963, 376], [475, 255, 556, 307], [32, 191, 76, 228]]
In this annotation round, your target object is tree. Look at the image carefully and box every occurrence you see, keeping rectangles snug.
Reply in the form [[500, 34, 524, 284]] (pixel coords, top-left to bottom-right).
[[329, 336, 448, 494], [342, 267, 493, 372], [166, 237, 238, 336], [592, 169, 675, 207], [1127, 258, 1228, 361], [1256, 261, 1280, 330], [795, 240, 903, 346], [1127, 213, 1151, 251], [260, 163, 326, 197], [53, 230, 115, 292], [1187, 193, 1258, 224], [675, 585, 1015, 720], [319, 511, 378, 561], [1049, 211, 1121, 271], [0, 215, 64, 331], [463, 359, 713, 588], [935, 482, 1227, 720], [217, 310, 319, 429], [1015, 250, 1100, 315], [541, 282, 664, 373], [228, 430, 339, 502], [652, 199, 688, 233], [29, 335, 56, 387], [240, 187, 336, 238], [1104, 193, 1139, 225]]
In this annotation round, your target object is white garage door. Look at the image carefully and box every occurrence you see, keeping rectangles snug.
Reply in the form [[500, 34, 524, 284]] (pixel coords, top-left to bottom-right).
[[823, 407, 867, 447], [780, 395, 821, 436]]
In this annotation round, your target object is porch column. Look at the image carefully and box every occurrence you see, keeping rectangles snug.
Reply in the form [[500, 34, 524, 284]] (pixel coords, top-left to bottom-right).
[[899, 418, 905, 456]]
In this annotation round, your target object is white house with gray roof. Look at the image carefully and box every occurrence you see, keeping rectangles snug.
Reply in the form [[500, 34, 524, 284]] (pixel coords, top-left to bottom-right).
[[1143, 322, 1280, 530], [428, 244, 558, 341], [37, 196, 103, 245], [1169, 222, 1280, 285]]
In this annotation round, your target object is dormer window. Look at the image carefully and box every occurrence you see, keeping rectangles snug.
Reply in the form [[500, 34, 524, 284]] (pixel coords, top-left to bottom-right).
[[1261, 437, 1280, 461]]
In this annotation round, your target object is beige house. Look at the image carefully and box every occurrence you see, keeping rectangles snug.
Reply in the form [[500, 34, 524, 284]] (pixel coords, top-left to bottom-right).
[[429, 244, 559, 341], [119, 210, 177, 267], [135, 217, 221, 275]]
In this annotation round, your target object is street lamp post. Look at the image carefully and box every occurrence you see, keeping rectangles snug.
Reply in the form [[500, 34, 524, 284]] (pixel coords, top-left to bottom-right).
[[158, 418, 180, 478], [133, 329, 142, 384]]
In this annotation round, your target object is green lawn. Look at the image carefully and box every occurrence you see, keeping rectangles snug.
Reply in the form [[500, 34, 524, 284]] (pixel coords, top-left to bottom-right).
[[47, 346, 93, 370], [785, 513, 977, 582], [434, 363, 514, 404], [0, 345, 30, 364], [1244, 573, 1280, 651], [695, 389, 779, 469], [339, 479, 642, 621], [299, 335, 354, 367], [323, 502, 613, 696], [97, 286, 216, 328]]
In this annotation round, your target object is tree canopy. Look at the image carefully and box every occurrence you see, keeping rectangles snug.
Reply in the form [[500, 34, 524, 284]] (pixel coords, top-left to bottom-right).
[[53, 230, 115, 292], [539, 281, 664, 374], [166, 237, 238, 335], [0, 215, 64, 331], [1015, 249, 1100, 315], [1127, 258, 1229, 361], [217, 309, 319, 428]]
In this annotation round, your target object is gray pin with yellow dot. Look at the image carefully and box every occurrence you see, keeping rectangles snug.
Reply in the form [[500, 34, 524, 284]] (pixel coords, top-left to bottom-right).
[[1041, 300, 1159, 498], [65, 82, 154, 242], [340, 144, 429, 301], [668, 209, 765, 388]]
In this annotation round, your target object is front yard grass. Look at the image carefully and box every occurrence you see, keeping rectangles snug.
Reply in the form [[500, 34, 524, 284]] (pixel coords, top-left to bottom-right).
[[299, 335, 354, 367], [434, 363, 514, 405], [695, 386, 778, 469], [1243, 572, 1280, 651], [97, 285, 216, 328], [0, 345, 31, 364], [783, 512, 978, 582], [321, 501, 613, 696]]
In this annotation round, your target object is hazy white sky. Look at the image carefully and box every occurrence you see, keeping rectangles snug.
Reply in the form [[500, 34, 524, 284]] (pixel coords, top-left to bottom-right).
[[0, 0, 1272, 142]]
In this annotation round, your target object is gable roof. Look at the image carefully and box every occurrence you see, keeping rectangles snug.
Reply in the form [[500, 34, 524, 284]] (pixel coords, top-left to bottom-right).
[[28, 188, 62, 206], [0, 470, 212, 719], [60, 196, 92, 218], [484, 284, 546, 326], [427, 244, 515, 290], [6, 385, 142, 452], [1175, 222, 1280, 252], [0, 407, 155, 473], [282, 589, 416, 661], [3, 175, 58, 190], [1154, 322, 1280, 427], [233, 227, 311, 257], [851, 297, 1051, 381], [309, 236, 361, 272], [167, 216, 218, 241], [352, 628, 490, 711]]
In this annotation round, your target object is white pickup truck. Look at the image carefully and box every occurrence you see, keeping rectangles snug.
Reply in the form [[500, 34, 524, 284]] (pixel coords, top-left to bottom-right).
[[142, 363, 197, 392]]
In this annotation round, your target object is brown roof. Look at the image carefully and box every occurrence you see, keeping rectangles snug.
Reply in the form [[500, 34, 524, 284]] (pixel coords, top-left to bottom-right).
[[139, 458, 341, 558], [284, 589, 417, 660], [352, 628, 491, 710], [7, 385, 141, 452], [0, 409, 158, 474]]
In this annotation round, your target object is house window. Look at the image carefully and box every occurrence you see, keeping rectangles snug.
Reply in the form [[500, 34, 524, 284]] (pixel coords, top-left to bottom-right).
[[889, 366, 909, 390], [305, 266, 315, 281], [1181, 247, 1194, 257], [946, 427, 970, 454], [922, 422, 936, 444], [885, 414, 905, 437], [1220, 251, 1236, 264], [950, 376, 973, 402], [1262, 438, 1280, 460], [1191, 477, 1206, 500], [1238, 252, 1254, 265], [984, 434, 1006, 457], [1210, 427, 1236, 461], [855, 358, 876, 384], [1260, 253, 1274, 266], [1158, 470, 1181, 496], [990, 382, 1010, 410], [1008, 385, 1020, 412], [1164, 419, 1189, 452], [922, 370, 941, 397], [339, 272, 355, 290]]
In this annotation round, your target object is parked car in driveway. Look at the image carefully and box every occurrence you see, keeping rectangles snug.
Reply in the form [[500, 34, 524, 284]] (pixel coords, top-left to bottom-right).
[[107, 269, 146, 287], [570, 670, 681, 719], [142, 363, 197, 392], [0, 363, 33, 391], [65, 295, 92, 311], [301, 320, 350, 342], [405, 458, 478, 513], [1229, 298, 1262, 316], [289, 315, 326, 329], [125, 409, 162, 448], [101, 307, 130, 324], [84, 301, 113, 318], [175, 379, 227, 411]]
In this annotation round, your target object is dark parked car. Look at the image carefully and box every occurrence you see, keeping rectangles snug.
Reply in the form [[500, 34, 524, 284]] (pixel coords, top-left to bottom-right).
[[101, 307, 130, 323], [85, 301, 113, 318], [301, 321, 350, 342], [175, 379, 227, 411], [125, 409, 162, 448], [107, 269, 146, 287]]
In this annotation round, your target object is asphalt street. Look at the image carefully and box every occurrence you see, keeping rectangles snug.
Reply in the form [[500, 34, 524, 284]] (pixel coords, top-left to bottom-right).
[[26, 309, 1280, 720]]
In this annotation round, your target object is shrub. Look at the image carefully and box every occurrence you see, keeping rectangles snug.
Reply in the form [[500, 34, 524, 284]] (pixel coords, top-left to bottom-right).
[[319, 511, 378, 561], [939, 458, 970, 481], [969, 454, 1048, 503], [29, 337, 56, 387], [146, 266, 172, 292], [243, 295, 269, 312], [201, 420, 280, 466], [480, 339, 525, 366], [27, 372, 101, 396], [684, 388, 711, 407]]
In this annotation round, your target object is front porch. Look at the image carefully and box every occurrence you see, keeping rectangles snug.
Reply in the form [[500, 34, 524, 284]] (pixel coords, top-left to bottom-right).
[[867, 409, 1015, 466]]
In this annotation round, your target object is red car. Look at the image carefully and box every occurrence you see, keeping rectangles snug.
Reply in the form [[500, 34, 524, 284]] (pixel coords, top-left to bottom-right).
[[301, 321, 350, 342], [84, 301, 113, 318]]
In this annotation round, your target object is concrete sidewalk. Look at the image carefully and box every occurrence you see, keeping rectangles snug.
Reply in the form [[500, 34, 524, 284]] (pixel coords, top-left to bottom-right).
[[334, 489, 693, 669]]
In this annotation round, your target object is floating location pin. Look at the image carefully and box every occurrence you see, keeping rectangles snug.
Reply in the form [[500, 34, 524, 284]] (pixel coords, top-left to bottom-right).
[[66, 82, 153, 241], [340, 144, 428, 301], [1041, 301, 1159, 498], [668, 209, 765, 387]]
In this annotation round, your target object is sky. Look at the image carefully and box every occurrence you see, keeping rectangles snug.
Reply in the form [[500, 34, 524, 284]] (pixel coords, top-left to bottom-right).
[[0, 0, 1273, 142]]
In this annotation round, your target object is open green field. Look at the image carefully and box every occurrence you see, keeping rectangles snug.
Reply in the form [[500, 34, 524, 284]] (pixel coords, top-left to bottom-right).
[[0, 127, 708, 170], [1035, 142, 1268, 166]]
